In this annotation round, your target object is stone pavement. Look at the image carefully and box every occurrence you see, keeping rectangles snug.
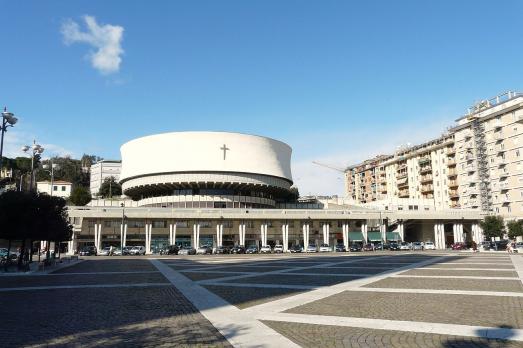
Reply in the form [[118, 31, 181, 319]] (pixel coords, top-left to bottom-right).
[[2, 252, 523, 347]]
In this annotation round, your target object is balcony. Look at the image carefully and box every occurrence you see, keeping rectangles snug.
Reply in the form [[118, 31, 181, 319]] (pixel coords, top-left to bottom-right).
[[464, 141, 474, 149], [398, 189, 409, 198], [462, 129, 473, 139], [448, 180, 459, 188], [418, 157, 431, 165], [420, 175, 433, 183], [450, 202, 460, 208], [494, 132, 504, 141], [466, 164, 476, 173], [499, 181, 509, 191], [447, 159, 456, 166], [420, 166, 432, 174], [396, 164, 407, 171], [499, 170, 509, 179], [396, 172, 407, 180], [397, 179, 409, 188], [468, 188, 480, 196], [449, 190, 459, 199], [446, 147, 456, 155], [469, 199, 480, 207], [500, 196, 511, 205], [447, 170, 458, 177], [516, 114, 523, 122], [497, 157, 508, 166], [465, 153, 475, 161], [421, 185, 434, 193]]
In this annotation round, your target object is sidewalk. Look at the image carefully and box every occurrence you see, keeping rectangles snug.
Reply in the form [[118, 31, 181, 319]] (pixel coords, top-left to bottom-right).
[[0, 256, 84, 276]]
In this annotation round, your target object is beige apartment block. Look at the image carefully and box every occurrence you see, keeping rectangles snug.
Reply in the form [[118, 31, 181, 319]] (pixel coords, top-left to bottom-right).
[[345, 91, 523, 218], [452, 91, 523, 218]]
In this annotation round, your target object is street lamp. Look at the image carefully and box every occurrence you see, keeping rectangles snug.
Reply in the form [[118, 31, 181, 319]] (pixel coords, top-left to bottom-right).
[[22, 140, 44, 192], [0, 107, 18, 173], [42, 159, 59, 196], [120, 203, 126, 252]]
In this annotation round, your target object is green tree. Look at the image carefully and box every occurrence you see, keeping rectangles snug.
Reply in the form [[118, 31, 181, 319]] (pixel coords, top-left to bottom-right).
[[98, 176, 122, 198], [480, 215, 505, 240], [507, 220, 523, 240], [69, 186, 92, 206]]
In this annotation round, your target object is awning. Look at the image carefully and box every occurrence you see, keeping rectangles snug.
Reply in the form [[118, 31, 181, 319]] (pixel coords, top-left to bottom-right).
[[386, 232, 401, 241], [367, 231, 382, 242], [349, 231, 364, 242]]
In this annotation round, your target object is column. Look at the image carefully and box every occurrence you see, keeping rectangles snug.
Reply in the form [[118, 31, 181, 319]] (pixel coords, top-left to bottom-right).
[[441, 224, 446, 249], [260, 223, 266, 246], [145, 223, 152, 254], [193, 222, 200, 248], [121, 222, 125, 248], [459, 223, 464, 243], [96, 223, 102, 251], [123, 223, 127, 247], [67, 232, 75, 255], [216, 223, 223, 247], [324, 223, 330, 245], [397, 223, 404, 242], [282, 222, 289, 252], [238, 221, 245, 246], [452, 223, 458, 243], [380, 223, 386, 242], [169, 223, 173, 245], [361, 222, 368, 243], [263, 223, 268, 246], [93, 224, 98, 250], [302, 222, 310, 247], [342, 223, 349, 249], [434, 223, 439, 249]]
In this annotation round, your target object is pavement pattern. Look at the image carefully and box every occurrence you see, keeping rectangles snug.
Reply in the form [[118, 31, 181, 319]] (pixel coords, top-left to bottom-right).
[[2, 251, 523, 347]]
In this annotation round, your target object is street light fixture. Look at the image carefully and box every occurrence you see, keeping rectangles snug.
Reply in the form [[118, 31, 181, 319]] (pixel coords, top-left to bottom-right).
[[0, 107, 18, 174], [22, 140, 44, 192], [42, 159, 59, 196]]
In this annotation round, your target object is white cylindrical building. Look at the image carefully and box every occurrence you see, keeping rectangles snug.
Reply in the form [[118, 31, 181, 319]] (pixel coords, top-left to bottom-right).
[[120, 131, 293, 208]]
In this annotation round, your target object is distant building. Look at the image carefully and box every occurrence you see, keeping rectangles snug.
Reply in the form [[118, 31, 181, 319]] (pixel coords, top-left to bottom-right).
[[345, 91, 523, 219], [90, 160, 121, 196], [37, 180, 72, 198]]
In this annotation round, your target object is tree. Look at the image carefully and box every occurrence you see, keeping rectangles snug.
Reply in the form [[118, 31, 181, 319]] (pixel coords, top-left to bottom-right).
[[507, 220, 523, 239], [480, 215, 505, 240], [289, 186, 300, 201], [69, 186, 92, 206], [98, 176, 122, 198]]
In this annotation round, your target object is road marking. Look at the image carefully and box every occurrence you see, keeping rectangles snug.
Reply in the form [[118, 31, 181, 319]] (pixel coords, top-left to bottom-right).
[[150, 259, 301, 348], [43, 271, 160, 276], [0, 283, 170, 292], [510, 255, 523, 286], [257, 312, 523, 342], [345, 287, 523, 297], [391, 274, 518, 280], [201, 282, 317, 290]]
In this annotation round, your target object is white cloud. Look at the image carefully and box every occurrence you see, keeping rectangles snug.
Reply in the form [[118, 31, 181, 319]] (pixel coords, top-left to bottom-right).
[[2, 129, 75, 160], [61, 15, 124, 75]]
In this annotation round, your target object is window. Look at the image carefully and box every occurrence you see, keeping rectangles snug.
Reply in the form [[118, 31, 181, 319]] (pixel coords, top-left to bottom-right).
[[200, 221, 212, 228], [53, 186, 58, 191], [223, 220, 233, 228], [61, 186, 66, 191], [175, 221, 188, 228], [153, 221, 166, 228]]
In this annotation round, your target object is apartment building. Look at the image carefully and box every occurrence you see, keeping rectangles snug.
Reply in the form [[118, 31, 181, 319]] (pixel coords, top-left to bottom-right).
[[89, 160, 122, 196], [345, 91, 523, 217], [452, 91, 523, 217]]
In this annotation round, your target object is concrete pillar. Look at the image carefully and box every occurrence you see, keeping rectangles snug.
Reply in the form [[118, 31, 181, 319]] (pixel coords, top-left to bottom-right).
[[281, 223, 289, 252], [453, 223, 458, 243], [302, 223, 310, 247], [145, 223, 152, 254], [93, 225, 98, 250], [123, 224, 127, 247], [193, 222, 200, 248], [322, 222, 330, 245], [261, 223, 268, 246], [216, 223, 223, 247], [96, 223, 102, 251], [361, 222, 368, 243], [381, 224, 386, 242], [342, 223, 349, 249], [434, 223, 445, 249], [238, 222, 245, 246], [459, 223, 464, 243]]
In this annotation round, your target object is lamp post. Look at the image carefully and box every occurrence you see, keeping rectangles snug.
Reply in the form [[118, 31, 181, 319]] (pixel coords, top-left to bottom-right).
[[22, 140, 44, 192], [0, 107, 18, 173], [42, 159, 59, 196], [120, 203, 126, 253]]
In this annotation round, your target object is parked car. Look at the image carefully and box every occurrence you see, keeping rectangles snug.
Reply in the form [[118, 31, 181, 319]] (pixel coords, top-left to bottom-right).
[[306, 244, 317, 253], [373, 243, 384, 250], [178, 246, 196, 255], [514, 242, 523, 253], [273, 245, 284, 253], [399, 242, 411, 251], [490, 240, 509, 251], [389, 242, 400, 251], [451, 242, 467, 250], [215, 246, 230, 254], [79, 246, 97, 256], [260, 245, 272, 254], [362, 243, 375, 251], [335, 243, 346, 252], [122, 246, 133, 255], [98, 247, 112, 256], [230, 245, 246, 254], [246, 245, 259, 254], [319, 243, 331, 252], [412, 242, 424, 251], [130, 246, 146, 255], [422, 241, 435, 250], [478, 241, 491, 252], [196, 245, 213, 255], [290, 245, 303, 253], [112, 247, 122, 256], [160, 245, 179, 255], [349, 243, 362, 252]]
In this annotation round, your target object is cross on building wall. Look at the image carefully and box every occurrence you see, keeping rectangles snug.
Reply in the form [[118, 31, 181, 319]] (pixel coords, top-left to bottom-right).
[[220, 144, 230, 160]]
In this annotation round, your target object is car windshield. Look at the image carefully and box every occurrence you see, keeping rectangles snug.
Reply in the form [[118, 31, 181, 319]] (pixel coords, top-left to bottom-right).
[[308, 244, 316, 247], [425, 242, 433, 245], [320, 244, 329, 247], [401, 242, 408, 246]]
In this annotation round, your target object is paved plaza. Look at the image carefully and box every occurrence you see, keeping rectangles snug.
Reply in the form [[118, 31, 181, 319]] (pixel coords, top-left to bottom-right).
[[2, 251, 523, 347]]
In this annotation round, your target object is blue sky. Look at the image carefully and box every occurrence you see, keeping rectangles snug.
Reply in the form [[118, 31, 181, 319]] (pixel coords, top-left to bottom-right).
[[2, 1, 522, 195]]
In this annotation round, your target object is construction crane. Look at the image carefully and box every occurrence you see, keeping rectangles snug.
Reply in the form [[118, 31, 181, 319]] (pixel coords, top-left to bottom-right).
[[312, 161, 346, 173]]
